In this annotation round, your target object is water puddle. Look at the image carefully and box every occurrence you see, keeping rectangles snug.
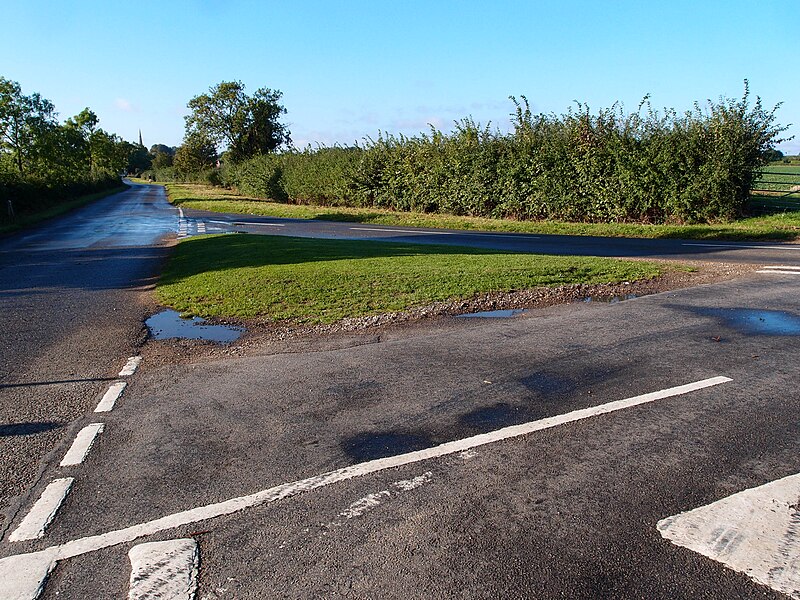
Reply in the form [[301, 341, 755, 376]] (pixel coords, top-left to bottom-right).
[[146, 310, 244, 343], [341, 431, 432, 462], [698, 308, 800, 336], [457, 309, 527, 319], [460, 403, 530, 432], [583, 294, 638, 304]]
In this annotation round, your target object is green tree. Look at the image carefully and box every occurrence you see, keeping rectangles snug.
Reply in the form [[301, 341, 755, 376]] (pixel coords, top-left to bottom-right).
[[174, 133, 217, 176], [185, 80, 290, 163], [0, 77, 57, 176]]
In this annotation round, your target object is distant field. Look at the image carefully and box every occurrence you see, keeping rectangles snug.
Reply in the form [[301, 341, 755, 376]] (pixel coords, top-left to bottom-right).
[[750, 164, 800, 214]]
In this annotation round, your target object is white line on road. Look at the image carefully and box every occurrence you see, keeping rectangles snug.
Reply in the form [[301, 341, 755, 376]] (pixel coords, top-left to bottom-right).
[[94, 381, 126, 412], [350, 227, 540, 240], [9, 478, 74, 542], [205, 220, 285, 227], [682, 242, 800, 251], [658, 472, 800, 598], [119, 356, 142, 377], [762, 265, 800, 270], [0, 375, 730, 587], [757, 270, 800, 275], [128, 539, 199, 600], [60, 424, 105, 467], [178, 208, 184, 219]]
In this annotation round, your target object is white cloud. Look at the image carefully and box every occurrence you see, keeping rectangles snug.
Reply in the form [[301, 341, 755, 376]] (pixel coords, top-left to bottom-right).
[[115, 98, 135, 112]]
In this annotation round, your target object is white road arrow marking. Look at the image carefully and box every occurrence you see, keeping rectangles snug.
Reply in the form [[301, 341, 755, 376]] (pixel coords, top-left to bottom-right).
[[658, 472, 800, 598]]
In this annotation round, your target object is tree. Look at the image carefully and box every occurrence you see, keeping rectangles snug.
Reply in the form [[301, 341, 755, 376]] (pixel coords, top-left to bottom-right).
[[184, 80, 290, 163], [174, 133, 217, 176], [0, 77, 57, 176]]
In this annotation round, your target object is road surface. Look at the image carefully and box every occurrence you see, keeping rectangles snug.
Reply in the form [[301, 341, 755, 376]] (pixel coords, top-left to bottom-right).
[[1, 182, 798, 598]]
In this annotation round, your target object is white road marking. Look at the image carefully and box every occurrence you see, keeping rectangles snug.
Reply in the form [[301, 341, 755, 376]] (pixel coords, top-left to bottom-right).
[[762, 265, 800, 271], [214, 220, 285, 227], [9, 478, 74, 542], [119, 356, 142, 377], [683, 242, 800, 251], [178, 208, 184, 219], [338, 472, 434, 520], [340, 491, 391, 519], [658, 472, 800, 598], [351, 227, 540, 240], [0, 552, 56, 600], [0, 375, 730, 582], [757, 270, 800, 275], [60, 424, 105, 467], [128, 539, 199, 600], [94, 381, 126, 412]]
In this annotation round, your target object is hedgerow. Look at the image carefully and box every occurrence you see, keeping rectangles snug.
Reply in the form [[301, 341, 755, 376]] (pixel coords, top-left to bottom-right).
[[226, 83, 788, 224]]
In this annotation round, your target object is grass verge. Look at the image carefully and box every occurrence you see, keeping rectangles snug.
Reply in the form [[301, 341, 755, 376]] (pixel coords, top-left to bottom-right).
[[162, 182, 800, 242], [157, 234, 666, 323], [0, 185, 129, 235]]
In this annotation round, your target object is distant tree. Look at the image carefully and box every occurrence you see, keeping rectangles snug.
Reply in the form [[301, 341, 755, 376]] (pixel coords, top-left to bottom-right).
[[126, 142, 152, 175], [763, 148, 784, 163], [184, 80, 290, 163], [174, 133, 217, 176], [149, 143, 176, 156], [151, 150, 174, 169]]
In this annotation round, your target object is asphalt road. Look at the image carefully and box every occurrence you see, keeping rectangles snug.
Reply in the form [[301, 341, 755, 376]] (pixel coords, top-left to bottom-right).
[[1, 183, 799, 598], [182, 206, 800, 266], [0, 183, 176, 538]]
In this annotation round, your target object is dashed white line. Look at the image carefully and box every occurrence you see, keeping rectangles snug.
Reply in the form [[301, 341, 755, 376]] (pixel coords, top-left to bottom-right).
[[128, 539, 199, 600], [60, 424, 105, 467], [0, 375, 731, 582], [9, 478, 74, 542], [119, 356, 142, 377], [94, 381, 126, 412], [658, 472, 800, 598]]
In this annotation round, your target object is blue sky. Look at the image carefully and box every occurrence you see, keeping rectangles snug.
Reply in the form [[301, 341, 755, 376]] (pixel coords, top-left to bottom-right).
[[2, 0, 798, 153]]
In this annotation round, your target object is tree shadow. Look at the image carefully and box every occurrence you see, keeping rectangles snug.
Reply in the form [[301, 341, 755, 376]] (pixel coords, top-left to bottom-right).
[[0, 422, 64, 437], [161, 234, 499, 284]]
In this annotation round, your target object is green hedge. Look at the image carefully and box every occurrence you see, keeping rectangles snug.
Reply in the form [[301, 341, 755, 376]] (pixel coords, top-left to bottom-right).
[[228, 85, 788, 224], [0, 172, 122, 224]]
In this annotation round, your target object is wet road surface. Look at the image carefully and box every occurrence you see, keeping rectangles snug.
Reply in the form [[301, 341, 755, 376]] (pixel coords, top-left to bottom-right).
[[0, 182, 176, 539]]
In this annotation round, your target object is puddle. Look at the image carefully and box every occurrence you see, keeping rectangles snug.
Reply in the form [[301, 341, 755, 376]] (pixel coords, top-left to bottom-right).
[[457, 309, 527, 318], [341, 431, 432, 462], [583, 294, 638, 304], [460, 403, 530, 432], [146, 310, 244, 343], [698, 308, 800, 336]]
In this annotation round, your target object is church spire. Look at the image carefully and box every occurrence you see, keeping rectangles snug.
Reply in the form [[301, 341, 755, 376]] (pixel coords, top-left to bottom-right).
[[138, 129, 144, 148]]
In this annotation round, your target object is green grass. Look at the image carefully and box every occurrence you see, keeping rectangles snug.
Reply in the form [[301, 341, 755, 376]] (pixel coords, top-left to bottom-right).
[[157, 234, 665, 323], [0, 185, 129, 235], [163, 182, 800, 242]]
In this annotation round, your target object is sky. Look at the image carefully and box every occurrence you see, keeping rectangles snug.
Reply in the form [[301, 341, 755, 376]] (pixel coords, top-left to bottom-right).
[[2, 0, 798, 154]]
